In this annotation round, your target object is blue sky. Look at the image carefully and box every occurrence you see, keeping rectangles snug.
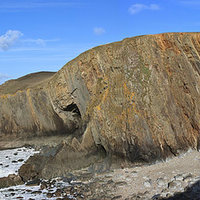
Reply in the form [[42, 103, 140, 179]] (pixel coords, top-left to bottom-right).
[[0, 0, 200, 84]]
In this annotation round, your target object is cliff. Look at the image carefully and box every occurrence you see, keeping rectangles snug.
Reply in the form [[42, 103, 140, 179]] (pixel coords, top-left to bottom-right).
[[1, 32, 200, 162]]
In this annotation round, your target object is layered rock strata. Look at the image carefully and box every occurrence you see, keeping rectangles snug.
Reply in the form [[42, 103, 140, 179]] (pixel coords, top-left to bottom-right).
[[0, 33, 200, 162]]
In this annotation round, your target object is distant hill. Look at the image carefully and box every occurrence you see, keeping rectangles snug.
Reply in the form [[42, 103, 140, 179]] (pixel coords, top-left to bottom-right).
[[0, 71, 56, 95]]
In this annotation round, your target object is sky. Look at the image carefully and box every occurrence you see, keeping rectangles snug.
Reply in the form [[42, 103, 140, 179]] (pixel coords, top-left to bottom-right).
[[0, 0, 200, 84]]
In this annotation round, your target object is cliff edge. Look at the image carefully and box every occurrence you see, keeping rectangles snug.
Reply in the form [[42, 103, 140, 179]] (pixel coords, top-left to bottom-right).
[[1, 32, 200, 162]]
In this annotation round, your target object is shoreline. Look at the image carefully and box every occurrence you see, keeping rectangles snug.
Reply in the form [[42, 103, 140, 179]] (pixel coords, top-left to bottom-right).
[[0, 147, 200, 199]]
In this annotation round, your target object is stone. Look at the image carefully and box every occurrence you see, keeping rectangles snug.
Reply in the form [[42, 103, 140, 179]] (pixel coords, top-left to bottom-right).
[[157, 178, 166, 187], [8, 188, 15, 192], [0, 174, 23, 188], [114, 181, 127, 186], [46, 192, 53, 198], [183, 173, 193, 182], [31, 190, 42, 194], [26, 178, 41, 186], [1, 32, 200, 176], [174, 174, 183, 181], [40, 181, 48, 190], [63, 195, 73, 200], [151, 194, 161, 200], [18, 154, 47, 182], [144, 179, 152, 188], [54, 189, 62, 197], [168, 181, 179, 189], [107, 179, 114, 184], [111, 195, 122, 200]]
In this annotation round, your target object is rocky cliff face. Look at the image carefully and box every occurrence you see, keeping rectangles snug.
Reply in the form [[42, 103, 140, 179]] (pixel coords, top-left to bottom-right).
[[1, 33, 200, 162]]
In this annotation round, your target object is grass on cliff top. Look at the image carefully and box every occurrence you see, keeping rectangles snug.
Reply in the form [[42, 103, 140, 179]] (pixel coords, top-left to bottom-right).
[[0, 71, 55, 95]]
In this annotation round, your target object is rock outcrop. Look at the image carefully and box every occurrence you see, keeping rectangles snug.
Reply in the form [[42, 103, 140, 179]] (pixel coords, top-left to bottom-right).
[[0, 174, 23, 188], [0, 32, 200, 162]]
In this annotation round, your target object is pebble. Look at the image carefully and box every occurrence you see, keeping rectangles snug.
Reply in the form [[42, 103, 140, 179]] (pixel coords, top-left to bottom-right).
[[54, 189, 62, 197], [115, 181, 127, 186], [151, 194, 161, 200], [183, 173, 193, 182], [157, 178, 166, 187], [168, 181, 177, 189], [144, 179, 152, 188], [174, 174, 183, 181], [111, 195, 122, 199], [26, 179, 41, 186], [46, 192, 53, 198]]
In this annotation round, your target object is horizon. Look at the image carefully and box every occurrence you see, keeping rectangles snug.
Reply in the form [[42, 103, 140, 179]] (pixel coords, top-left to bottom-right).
[[1, 0, 200, 84]]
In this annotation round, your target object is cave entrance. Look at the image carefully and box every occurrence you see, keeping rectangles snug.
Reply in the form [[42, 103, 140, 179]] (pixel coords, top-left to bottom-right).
[[63, 103, 81, 117], [97, 144, 107, 157]]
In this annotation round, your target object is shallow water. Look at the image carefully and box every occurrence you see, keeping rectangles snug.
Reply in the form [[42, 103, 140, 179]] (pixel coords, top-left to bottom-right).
[[0, 147, 39, 178], [0, 179, 73, 200], [0, 147, 77, 199]]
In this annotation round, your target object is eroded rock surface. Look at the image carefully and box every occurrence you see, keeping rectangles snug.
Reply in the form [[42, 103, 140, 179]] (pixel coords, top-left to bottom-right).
[[0, 32, 200, 163], [2, 150, 200, 199], [0, 174, 23, 188]]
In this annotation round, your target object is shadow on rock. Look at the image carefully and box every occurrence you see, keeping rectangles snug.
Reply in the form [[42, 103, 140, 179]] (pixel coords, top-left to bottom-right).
[[160, 180, 200, 200], [18, 141, 108, 182]]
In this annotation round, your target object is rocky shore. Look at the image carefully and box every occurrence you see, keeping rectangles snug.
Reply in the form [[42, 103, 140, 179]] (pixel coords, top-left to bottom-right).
[[1, 147, 200, 199], [0, 33, 200, 199]]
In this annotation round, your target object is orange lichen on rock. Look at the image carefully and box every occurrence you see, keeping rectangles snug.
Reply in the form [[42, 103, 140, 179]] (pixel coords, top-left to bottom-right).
[[1, 32, 200, 163], [156, 33, 181, 55], [0, 90, 23, 99]]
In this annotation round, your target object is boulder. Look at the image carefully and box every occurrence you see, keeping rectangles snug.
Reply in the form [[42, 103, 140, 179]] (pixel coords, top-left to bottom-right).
[[0, 174, 23, 188]]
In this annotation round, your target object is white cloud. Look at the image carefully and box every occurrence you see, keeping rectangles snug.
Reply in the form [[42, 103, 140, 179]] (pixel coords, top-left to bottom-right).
[[0, 30, 23, 51], [0, 30, 60, 51], [22, 39, 46, 46], [21, 38, 59, 47], [93, 27, 106, 35], [0, 73, 9, 84], [129, 3, 160, 15]]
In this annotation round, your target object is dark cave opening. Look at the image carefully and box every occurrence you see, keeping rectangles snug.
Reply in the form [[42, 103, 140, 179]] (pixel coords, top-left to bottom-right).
[[97, 144, 107, 157], [63, 103, 81, 117]]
